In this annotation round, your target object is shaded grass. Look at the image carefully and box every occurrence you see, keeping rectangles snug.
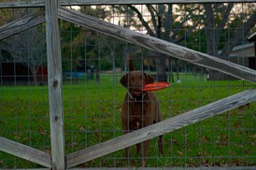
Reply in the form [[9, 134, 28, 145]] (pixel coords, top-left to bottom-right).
[[1, 73, 256, 168]]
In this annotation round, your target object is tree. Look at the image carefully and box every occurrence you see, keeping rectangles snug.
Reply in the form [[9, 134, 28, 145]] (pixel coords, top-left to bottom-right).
[[115, 4, 202, 81], [204, 3, 256, 57], [0, 8, 46, 85], [203, 3, 256, 80], [61, 6, 125, 84], [115, 3, 256, 81], [4, 25, 47, 85]]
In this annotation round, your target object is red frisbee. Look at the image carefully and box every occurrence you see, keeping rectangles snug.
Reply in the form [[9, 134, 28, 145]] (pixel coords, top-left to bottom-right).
[[140, 82, 170, 91]]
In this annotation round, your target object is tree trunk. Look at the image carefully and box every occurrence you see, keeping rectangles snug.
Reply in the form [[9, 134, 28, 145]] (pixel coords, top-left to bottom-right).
[[95, 60, 100, 84], [30, 66, 39, 86], [175, 60, 180, 82], [156, 53, 167, 82], [204, 4, 217, 56]]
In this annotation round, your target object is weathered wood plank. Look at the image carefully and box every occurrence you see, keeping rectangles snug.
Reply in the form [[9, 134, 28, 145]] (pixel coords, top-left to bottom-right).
[[70, 168, 256, 170], [0, 137, 51, 168], [67, 88, 256, 168], [0, 11, 45, 41], [60, 0, 256, 5], [58, 7, 256, 83], [0, 1, 44, 8], [0, 0, 256, 8], [45, 0, 65, 169]]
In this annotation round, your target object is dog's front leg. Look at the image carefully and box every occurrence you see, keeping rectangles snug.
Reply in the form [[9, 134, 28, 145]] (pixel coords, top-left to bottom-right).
[[142, 139, 150, 167], [124, 146, 130, 167]]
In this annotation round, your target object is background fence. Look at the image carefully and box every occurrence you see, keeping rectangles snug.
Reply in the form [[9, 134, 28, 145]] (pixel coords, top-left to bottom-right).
[[1, 0, 256, 169]]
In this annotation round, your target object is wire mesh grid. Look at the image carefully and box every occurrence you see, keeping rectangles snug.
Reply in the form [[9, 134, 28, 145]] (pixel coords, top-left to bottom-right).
[[1, 2, 256, 168]]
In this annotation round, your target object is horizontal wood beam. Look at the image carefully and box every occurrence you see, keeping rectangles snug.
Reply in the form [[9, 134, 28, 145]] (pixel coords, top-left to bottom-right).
[[58, 7, 256, 83], [0, 0, 256, 8], [0, 11, 45, 41], [67, 88, 256, 168], [0, 1, 44, 8], [0, 137, 52, 168]]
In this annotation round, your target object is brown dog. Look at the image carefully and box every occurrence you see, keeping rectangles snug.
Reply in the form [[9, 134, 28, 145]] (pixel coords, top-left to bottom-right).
[[120, 71, 163, 167]]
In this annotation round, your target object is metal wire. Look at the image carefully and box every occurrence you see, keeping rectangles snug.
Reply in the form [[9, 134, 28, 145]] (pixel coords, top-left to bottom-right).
[[0, 2, 256, 169]]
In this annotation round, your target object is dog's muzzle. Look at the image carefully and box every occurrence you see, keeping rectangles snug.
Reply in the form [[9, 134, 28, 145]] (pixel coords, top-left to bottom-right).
[[128, 88, 146, 101]]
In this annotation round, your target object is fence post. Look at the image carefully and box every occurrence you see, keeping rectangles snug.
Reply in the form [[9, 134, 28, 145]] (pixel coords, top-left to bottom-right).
[[45, 0, 65, 169]]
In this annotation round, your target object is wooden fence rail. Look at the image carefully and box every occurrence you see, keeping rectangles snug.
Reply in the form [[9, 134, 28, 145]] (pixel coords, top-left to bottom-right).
[[0, 11, 45, 41], [58, 7, 256, 83], [67, 88, 256, 167], [1, 2, 256, 169], [1, 0, 256, 8], [2, 7, 256, 84], [0, 137, 52, 168]]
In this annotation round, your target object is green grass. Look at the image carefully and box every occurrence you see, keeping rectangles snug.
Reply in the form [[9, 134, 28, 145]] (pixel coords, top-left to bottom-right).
[[1, 73, 256, 168]]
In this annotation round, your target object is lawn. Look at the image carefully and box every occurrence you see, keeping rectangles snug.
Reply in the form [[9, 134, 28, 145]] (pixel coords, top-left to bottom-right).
[[1, 73, 256, 168]]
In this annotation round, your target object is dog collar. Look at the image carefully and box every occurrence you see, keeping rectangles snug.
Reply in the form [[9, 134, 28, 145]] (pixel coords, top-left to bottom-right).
[[128, 91, 146, 102]]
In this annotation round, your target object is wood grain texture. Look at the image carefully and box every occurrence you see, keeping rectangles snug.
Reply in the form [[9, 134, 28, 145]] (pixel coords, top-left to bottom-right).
[[0, 1, 44, 8], [0, 0, 256, 8], [67, 88, 256, 168], [0, 137, 51, 168], [0, 11, 45, 41], [45, 0, 65, 169], [58, 7, 256, 83]]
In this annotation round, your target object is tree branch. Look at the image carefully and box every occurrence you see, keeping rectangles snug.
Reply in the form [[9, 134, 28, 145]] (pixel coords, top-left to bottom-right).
[[204, 4, 216, 55], [220, 11, 256, 58], [163, 4, 172, 42], [174, 19, 201, 44], [215, 3, 234, 46], [146, 4, 158, 35], [128, 5, 155, 36]]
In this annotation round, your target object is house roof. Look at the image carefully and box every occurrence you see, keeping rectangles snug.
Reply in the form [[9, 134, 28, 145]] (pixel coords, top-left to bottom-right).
[[231, 43, 254, 51], [218, 43, 254, 57], [248, 32, 256, 42], [229, 43, 255, 57]]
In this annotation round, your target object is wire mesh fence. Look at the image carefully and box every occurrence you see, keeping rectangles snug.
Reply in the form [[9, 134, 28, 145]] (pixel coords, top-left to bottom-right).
[[1, 2, 256, 168]]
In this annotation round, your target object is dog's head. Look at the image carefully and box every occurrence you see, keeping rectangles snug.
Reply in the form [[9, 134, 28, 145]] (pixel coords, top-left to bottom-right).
[[120, 71, 154, 98]]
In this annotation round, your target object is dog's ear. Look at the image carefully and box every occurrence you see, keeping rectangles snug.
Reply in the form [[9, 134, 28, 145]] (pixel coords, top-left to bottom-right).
[[144, 73, 154, 84], [120, 73, 128, 87]]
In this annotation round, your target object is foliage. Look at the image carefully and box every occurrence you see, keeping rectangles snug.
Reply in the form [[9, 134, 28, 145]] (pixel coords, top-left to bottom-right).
[[1, 3, 256, 81], [60, 6, 122, 72], [0, 8, 46, 85], [204, 3, 256, 56]]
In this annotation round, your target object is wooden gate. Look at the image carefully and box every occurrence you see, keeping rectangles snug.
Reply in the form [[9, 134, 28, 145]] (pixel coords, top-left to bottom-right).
[[1, 0, 256, 169]]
